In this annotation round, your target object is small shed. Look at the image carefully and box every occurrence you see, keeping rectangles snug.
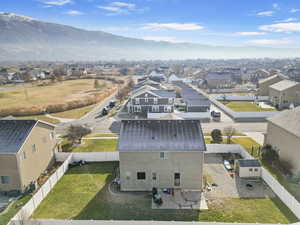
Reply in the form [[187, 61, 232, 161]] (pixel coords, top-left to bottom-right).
[[236, 159, 262, 178]]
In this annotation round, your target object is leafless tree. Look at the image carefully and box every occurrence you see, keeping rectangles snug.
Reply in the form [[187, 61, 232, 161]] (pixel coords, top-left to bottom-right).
[[223, 126, 236, 144]]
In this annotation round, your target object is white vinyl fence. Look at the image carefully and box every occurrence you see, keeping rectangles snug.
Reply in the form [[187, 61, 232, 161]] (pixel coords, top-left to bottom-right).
[[55, 152, 119, 162], [206, 144, 300, 219], [8, 154, 73, 225]]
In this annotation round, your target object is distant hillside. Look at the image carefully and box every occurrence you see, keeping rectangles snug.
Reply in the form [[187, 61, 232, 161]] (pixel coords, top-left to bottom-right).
[[0, 12, 300, 61]]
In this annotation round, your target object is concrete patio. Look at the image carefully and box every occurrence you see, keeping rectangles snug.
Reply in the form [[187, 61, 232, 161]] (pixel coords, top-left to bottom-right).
[[152, 189, 208, 210]]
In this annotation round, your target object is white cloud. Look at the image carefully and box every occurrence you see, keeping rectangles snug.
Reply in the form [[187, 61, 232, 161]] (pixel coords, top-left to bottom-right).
[[111, 2, 135, 9], [290, 8, 300, 13], [236, 32, 266, 36], [43, 0, 72, 6], [272, 3, 279, 9], [256, 11, 274, 16], [97, 1, 139, 15], [277, 17, 298, 23], [143, 36, 180, 43], [143, 23, 204, 31], [259, 22, 300, 32], [247, 39, 294, 45], [65, 10, 84, 15]]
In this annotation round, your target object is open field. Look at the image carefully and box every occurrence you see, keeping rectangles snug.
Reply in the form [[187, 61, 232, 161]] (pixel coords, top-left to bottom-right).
[[0, 195, 32, 225], [0, 79, 118, 117], [51, 104, 96, 119], [32, 163, 297, 223], [222, 101, 276, 112], [61, 139, 117, 152]]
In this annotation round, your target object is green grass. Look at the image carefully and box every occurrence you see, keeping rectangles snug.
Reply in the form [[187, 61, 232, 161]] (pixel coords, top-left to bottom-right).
[[32, 163, 297, 223], [15, 115, 60, 124], [232, 137, 261, 158], [85, 133, 118, 138], [51, 104, 96, 119], [0, 195, 32, 225], [61, 139, 117, 152], [222, 101, 276, 112]]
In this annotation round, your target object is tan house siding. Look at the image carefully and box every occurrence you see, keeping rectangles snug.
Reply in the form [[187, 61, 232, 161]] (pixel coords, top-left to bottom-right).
[[265, 122, 300, 174], [120, 151, 204, 191], [0, 154, 21, 191], [258, 76, 283, 96], [269, 85, 300, 109], [17, 122, 57, 191]]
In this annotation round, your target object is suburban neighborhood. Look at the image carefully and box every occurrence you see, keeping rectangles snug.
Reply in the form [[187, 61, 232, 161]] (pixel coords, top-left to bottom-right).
[[1, 1, 300, 225], [1, 64, 300, 225]]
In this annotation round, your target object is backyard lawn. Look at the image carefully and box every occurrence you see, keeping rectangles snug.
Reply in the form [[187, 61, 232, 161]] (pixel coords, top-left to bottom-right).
[[222, 101, 276, 112], [0, 195, 32, 225], [61, 139, 117, 152], [32, 163, 298, 223]]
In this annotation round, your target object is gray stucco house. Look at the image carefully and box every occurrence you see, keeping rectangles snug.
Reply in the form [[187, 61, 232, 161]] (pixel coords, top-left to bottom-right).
[[127, 89, 176, 115], [118, 119, 206, 191]]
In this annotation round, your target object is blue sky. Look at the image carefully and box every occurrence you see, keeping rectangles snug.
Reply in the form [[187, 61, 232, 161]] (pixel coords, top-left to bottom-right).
[[2, 0, 300, 47]]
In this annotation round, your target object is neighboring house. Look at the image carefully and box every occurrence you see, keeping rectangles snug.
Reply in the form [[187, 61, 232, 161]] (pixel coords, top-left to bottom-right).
[[168, 74, 182, 83], [185, 99, 211, 112], [264, 107, 300, 175], [257, 74, 285, 96], [235, 159, 262, 178], [178, 84, 211, 112], [118, 119, 206, 191], [133, 79, 161, 91], [127, 89, 176, 114], [205, 73, 233, 89], [0, 120, 57, 193], [269, 80, 300, 109], [149, 71, 167, 83]]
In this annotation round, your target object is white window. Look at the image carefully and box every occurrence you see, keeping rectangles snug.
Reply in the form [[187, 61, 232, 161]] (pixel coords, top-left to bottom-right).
[[21, 151, 26, 160], [145, 98, 148, 103], [32, 144, 37, 153], [168, 98, 173, 104], [50, 132, 55, 140], [160, 152, 167, 159], [154, 98, 158, 104], [135, 98, 140, 104], [134, 106, 141, 112], [164, 106, 172, 112], [0, 176, 10, 184], [152, 105, 159, 112]]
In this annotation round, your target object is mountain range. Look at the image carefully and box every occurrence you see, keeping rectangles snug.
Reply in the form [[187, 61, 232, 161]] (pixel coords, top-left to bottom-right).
[[0, 12, 300, 61]]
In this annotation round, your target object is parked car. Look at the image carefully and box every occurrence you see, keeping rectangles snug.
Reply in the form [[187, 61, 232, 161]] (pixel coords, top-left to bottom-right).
[[101, 107, 109, 116], [223, 160, 232, 171], [109, 101, 116, 108], [211, 111, 221, 121]]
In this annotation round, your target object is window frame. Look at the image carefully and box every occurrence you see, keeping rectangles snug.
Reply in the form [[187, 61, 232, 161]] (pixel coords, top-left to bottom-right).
[[0, 176, 10, 184], [137, 172, 146, 180]]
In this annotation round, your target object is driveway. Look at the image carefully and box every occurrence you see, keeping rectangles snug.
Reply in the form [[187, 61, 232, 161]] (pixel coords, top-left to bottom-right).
[[204, 154, 274, 199]]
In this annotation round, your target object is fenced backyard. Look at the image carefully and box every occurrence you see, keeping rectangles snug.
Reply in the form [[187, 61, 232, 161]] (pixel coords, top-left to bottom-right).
[[7, 146, 300, 225]]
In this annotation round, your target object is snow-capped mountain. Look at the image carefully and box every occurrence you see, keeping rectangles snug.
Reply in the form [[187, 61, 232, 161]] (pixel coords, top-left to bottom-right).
[[0, 12, 300, 61]]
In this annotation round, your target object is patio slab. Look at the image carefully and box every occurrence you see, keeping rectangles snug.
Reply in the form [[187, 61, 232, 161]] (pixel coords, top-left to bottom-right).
[[152, 189, 208, 210]]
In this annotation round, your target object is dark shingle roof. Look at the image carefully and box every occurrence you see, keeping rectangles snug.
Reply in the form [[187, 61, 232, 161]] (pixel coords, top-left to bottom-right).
[[118, 120, 206, 152], [151, 90, 176, 98], [238, 159, 261, 167], [0, 120, 37, 154]]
